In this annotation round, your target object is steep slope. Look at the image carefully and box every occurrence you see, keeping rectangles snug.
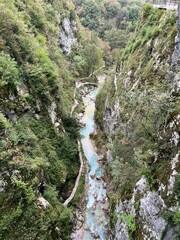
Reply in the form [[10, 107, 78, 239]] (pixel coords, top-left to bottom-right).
[[0, 0, 80, 239], [1, 1, 180, 240], [95, 4, 180, 240]]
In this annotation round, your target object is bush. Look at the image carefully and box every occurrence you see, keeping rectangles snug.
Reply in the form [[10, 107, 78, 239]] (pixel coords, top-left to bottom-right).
[[173, 174, 180, 204], [118, 213, 136, 234], [142, 3, 153, 19], [0, 52, 20, 90], [0, 113, 9, 130]]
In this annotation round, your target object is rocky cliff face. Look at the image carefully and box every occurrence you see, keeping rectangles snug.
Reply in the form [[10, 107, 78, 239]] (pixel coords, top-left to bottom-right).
[[112, 154, 179, 240], [96, 4, 180, 240], [60, 17, 77, 54]]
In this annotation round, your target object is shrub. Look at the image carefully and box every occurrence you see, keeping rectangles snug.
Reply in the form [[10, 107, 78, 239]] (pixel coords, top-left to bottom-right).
[[173, 174, 180, 204], [0, 113, 9, 130], [0, 52, 20, 90]]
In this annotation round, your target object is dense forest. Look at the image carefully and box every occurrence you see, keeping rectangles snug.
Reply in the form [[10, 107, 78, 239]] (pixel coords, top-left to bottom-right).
[[72, 0, 147, 67], [0, 0, 179, 240], [0, 0, 81, 239], [73, 0, 144, 43]]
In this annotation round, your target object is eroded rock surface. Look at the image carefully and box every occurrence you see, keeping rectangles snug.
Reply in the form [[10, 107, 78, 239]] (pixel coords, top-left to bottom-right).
[[60, 18, 77, 54]]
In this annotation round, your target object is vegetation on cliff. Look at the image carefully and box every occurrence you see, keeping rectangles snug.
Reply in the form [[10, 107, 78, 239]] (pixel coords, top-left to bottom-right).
[[0, 0, 81, 239], [0, 0, 180, 239], [95, 4, 180, 238]]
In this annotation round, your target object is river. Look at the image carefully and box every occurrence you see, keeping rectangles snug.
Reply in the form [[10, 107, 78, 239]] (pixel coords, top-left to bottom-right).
[[77, 76, 109, 240]]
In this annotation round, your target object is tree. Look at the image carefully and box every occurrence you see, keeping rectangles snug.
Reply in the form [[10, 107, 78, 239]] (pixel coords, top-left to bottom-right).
[[82, 43, 103, 75], [73, 42, 103, 76], [105, 29, 128, 49], [80, 0, 104, 30], [0, 52, 20, 91]]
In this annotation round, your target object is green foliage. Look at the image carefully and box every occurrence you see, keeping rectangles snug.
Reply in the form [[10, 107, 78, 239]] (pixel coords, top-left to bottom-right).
[[173, 174, 180, 204], [80, 43, 103, 75], [96, 8, 179, 237], [0, 112, 79, 238], [0, 0, 80, 239], [161, 209, 180, 240], [108, 192, 119, 228], [80, 0, 104, 30], [105, 29, 128, 49], [73, 0, 145, 49], [0, 52, 20, 91], [0, 0, 76, 110], [71, 41, 103, 77], [44, 185, 60, 207], [118, 213, 136, 233], [14, 179, 36, 204], [71, 176, 85, 205], [142, 2, 154, 19], [120, 4, 176, 60], [108, 82, 178, 193], [173, 210, 180, 224], [95, 74, 114, 129], [0, 112, 9, 130]]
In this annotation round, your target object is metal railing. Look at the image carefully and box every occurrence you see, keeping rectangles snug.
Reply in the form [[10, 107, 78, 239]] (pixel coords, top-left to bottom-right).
[[148, 0, 178, 9], [149, 0, 178, 4]]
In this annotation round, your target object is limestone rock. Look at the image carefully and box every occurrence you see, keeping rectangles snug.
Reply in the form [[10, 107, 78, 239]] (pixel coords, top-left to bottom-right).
[[60, 18, 77, 54], [139, 191, 166, 239], [37, 197, 49, 209]]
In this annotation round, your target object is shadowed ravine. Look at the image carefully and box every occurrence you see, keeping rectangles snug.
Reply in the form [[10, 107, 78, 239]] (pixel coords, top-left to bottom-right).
[[81, 84, 109, 239], [72, 76, 109, 240]]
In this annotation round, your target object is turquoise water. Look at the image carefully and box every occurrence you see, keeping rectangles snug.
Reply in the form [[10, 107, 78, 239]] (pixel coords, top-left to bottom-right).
[[80, 89, 109, 240]]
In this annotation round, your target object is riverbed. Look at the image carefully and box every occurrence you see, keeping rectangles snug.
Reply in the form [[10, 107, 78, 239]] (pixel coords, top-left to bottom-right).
[[72, 76, 109, 240]]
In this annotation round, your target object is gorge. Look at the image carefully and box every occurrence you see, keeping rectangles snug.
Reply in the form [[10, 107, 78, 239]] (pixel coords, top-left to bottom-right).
[[0, 0, 179, 240], [71, 76, 109, 240]]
